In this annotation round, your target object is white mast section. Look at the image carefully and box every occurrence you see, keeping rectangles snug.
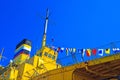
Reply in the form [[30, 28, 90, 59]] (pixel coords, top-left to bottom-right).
[[42, 9, 49, 47]]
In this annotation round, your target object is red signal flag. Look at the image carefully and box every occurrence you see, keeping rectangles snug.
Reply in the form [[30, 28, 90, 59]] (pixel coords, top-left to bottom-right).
[[57, 47, 61, 52], [92, 49, 97, 55]]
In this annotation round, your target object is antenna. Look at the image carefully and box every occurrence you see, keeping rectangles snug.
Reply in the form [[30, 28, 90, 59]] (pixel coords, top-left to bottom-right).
[[0, 48, 6, 61], [41, 9, 49, 47]]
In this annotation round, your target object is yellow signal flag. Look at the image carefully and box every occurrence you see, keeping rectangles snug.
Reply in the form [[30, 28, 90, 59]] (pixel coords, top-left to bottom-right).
[[86, 49, 91, 57], [105, 48, 110, 54], [73, 48, 76, 53]]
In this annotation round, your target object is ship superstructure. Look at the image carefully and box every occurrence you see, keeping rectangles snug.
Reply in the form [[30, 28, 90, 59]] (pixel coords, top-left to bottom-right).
[[0, 9, 61, 80], [0, 9, 120, 80]]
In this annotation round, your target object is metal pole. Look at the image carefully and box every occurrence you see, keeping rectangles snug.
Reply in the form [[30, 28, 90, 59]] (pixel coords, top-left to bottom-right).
[[42, 9, 49, 47]]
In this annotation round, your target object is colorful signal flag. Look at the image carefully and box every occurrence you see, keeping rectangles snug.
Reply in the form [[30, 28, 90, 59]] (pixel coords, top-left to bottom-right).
[[113, 48, 120, 53], [57, 47, 61, 52], [69, 48, 73, 53], [60, 47, 64, 53], [105, 48, 110, 54], [86, 49, 91, 57], [92, 49, 97, 55], [73, 48, 76, 53], [66, 48, 69, 56], [98, 49, 104, 56], [81, 49, 85, 57]]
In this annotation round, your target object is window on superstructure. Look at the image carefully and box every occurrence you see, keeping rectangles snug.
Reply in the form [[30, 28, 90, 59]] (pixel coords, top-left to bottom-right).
[[51, 55, 55, 60], [48, 54, 52, 58], [39, 52, 42, 57], [44, 52, 48, 56]]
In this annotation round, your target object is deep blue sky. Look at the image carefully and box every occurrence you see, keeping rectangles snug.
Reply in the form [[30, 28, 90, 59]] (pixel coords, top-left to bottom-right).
[[0, 0, 120, 66]]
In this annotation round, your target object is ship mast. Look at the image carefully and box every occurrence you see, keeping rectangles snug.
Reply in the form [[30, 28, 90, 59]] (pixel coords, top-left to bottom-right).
[[41, 9, 49, 47]]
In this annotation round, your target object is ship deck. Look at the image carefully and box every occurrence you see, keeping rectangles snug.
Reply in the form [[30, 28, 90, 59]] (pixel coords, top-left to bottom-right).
[[73, 59, 120, 80], [33, 53, 120, 80]]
